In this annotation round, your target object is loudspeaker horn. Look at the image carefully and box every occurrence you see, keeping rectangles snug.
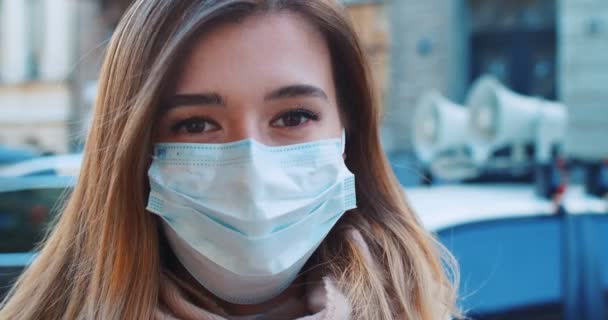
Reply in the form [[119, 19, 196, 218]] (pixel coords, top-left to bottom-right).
[[413, 90, 469, 164], [466, 75, 566, 165]]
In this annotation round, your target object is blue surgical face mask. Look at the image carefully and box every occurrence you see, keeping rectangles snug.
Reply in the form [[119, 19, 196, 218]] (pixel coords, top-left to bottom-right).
[[146, 133, 356, 304]]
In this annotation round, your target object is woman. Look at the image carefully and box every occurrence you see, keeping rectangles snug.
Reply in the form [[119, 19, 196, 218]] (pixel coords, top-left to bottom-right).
[[1, 1, 459, 319]]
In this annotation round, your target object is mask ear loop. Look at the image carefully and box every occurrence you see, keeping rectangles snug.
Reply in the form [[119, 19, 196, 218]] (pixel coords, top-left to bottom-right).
[[341, 129, 347, 157]]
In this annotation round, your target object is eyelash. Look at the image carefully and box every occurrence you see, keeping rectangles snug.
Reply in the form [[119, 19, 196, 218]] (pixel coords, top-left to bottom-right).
[[271, 108, 320, 127], [169, 107, 320, 135], [170, 116, 219, 134]]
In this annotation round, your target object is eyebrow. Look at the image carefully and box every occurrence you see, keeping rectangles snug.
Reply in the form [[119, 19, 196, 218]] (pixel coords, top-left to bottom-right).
[[164, 93, 225, 108], [163, 84, 329, 110], [265, 84, 329, 101]]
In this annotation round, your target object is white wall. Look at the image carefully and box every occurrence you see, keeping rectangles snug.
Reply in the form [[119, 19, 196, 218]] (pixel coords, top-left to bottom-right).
[[385, 0, 469, 154], [40, 0, 76, 81], [559, 0, 608, 160], [0, 0, 32, 83], [0, 83, 71, 153]]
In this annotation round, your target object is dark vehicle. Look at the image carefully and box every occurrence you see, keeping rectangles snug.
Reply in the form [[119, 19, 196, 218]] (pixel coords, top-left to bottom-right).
[[0, 155, 78, 298]]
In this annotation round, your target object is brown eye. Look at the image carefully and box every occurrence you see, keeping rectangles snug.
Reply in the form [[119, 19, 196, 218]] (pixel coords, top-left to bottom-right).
[[172, 117, 220, 134], [271, 109, 319, 128]]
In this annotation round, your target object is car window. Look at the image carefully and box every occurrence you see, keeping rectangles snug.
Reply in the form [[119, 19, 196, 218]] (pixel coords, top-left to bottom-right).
[[0, 184, 71, 253]]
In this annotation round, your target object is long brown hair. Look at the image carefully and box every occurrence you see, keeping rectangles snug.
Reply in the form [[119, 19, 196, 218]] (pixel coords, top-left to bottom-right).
[[0, 1, 459, 319]]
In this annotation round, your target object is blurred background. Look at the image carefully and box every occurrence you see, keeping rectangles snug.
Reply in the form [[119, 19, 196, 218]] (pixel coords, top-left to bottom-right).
[[0, 0, 607, 319]]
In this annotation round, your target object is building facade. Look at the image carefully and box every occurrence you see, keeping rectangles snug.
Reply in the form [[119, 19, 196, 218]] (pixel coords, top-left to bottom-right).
[[0, 0, 606, 159], [0, 0, 115, 154], [350, 0, 606, 160]]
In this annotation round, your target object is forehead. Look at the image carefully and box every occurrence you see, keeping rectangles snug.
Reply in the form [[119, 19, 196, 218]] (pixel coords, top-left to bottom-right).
[[174, 11, 335, 100]]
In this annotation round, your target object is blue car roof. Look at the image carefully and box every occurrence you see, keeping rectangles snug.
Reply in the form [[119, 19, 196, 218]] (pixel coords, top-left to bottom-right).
[[0, 175, 77, 193]]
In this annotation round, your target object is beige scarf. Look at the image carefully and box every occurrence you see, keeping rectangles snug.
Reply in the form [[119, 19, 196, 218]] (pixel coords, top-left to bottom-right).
[[155, 273, 351, 320], [154, 229, 374, 320]]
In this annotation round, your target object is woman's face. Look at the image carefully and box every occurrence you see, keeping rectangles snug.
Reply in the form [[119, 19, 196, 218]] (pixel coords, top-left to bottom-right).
[[156, 12, 342, 145]]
